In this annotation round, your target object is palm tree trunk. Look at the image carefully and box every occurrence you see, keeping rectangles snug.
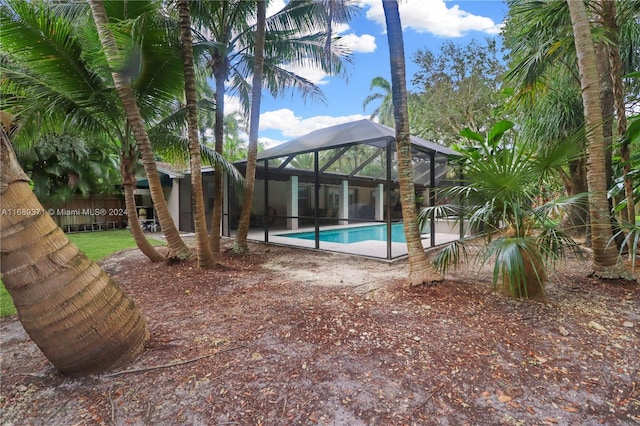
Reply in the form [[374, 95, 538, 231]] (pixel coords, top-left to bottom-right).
[[566, 158, 589, 239], [121, 150, 165, 262], [210, 68, 226, 253], [178, 0, 215, 268], [382, 0, 442, 286], [599, 0, 635, 225], [88, 0, 192, 261], [566, 0, 624, 277], [234, 0, 266, 254], [1, 129, 148, 375], [595, 41, 614, 191]]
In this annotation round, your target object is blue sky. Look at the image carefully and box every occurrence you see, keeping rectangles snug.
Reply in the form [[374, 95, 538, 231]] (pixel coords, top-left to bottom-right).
[[225, 0, 509, 147]]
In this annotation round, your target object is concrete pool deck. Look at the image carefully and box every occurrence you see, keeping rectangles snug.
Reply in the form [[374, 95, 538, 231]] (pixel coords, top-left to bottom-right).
[[243, 222, 463, 260]]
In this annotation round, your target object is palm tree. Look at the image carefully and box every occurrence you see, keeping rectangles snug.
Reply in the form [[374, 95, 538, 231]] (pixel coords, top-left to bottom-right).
[[189, 0, 351, 253], [421, 121, 585, 299], [362, 76, 394, 126], [88, 0, 192, 260], [1, 124, 149, 375], [566, 0, 626, 278], [0, 0, 167, 262], [598, 0, 637, 225], [505, 0, 639, 251], [177, 0, 215, 268], [234, 0, 267, 254], [222, 113, 249, 161], [382, 0, 443, 286], [504, 1, 591, 237]]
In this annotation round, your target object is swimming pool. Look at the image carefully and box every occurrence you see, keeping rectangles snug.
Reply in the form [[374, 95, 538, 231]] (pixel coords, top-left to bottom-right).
[[277, 222, 410, 244]]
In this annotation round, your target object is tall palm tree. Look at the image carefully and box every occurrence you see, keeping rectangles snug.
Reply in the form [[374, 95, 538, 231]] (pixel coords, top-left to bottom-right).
[[598, 0, 636, 225], [566, 0, 626, 278], [382, 0, 443, 286], [0, 0, 167, 262], [234, 0, 267, 254], [189, 0, 351, 253], [1, 124, 148, 375], [88, 0, 192, 260], [362, 76, 394, 126], [504, 0, 591, 237], [177, 0, 215, 268], [505, 0, 639, 238]]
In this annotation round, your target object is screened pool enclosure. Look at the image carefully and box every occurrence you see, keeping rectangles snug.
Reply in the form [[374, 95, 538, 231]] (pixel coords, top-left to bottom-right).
[[225, 119, 465, 260]]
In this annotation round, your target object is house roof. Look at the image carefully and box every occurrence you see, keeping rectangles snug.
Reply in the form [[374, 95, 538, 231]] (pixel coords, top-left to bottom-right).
[[256, 119, 458, 161], [155, 162, 185, 179]]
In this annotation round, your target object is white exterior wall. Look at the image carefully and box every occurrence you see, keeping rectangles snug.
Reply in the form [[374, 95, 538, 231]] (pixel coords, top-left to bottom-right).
[[165, 179, 181, 229], [287, 176, 298, 230]]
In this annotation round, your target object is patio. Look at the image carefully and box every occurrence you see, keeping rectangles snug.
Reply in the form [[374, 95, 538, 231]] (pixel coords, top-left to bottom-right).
[[242, 222, 463, 259]]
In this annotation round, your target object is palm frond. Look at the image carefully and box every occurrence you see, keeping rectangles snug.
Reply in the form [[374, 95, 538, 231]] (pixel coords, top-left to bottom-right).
[[612, 222, 640, 269], [200, 144, 244, 187], [484, 237, 544, 298], [432, 240, 470, 276], [537, 226, 584, 266]]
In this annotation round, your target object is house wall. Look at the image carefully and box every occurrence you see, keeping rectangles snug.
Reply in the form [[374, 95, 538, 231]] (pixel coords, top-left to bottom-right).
[[250, 179, 288, 225], [166, 179, 181, 229]]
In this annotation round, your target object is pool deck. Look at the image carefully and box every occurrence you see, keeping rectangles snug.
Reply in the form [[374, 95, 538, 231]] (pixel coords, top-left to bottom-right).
[[244, 223, 462, 260]]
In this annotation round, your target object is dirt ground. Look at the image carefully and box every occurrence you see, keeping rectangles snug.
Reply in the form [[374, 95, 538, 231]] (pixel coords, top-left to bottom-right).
[[1, 239, 639, 425]]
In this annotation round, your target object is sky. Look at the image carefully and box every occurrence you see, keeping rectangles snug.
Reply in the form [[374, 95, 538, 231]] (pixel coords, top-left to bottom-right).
[[224, 0, 509, 147]]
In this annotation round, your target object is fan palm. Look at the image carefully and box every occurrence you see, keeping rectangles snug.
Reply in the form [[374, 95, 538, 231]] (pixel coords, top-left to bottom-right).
[[420, 121, 586, 299], [505, 0, 635, 278], [504, 1, 589, 234]]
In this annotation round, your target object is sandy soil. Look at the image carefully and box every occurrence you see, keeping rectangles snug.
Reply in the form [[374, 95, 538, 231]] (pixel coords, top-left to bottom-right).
[[1, 240, 639, 425]]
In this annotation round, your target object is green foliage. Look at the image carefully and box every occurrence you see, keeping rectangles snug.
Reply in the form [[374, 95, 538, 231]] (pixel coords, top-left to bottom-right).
[[420, 120, 586, 299], [0, 230, 165, 318], [1, 0, 245, 192], [409, 39, 507, 145], [611, 113, 640, 215], [191, 0, 354, 116], [17, 134, 121, 207], [362, 76, 394, 126]]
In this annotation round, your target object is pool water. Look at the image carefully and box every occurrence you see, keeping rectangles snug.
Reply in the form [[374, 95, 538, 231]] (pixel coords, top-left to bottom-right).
[[278, 223, 410, 244]]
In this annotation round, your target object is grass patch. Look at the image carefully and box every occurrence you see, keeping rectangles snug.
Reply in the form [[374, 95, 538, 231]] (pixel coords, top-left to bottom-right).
[[0, 286, 15, 319], [0, 230, 164, 317], [66, 229, 164, 261]]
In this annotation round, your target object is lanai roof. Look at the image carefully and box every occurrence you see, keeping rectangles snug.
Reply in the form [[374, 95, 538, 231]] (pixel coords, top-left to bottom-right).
[[256, 119, 458, 160]]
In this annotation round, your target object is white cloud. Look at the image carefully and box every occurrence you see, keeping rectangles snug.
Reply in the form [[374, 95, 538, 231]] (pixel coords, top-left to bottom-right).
[[266, 0, 287, 18], [332, 22, 377, 53], [280, 63, 332, 86], [359, 0, 502, 37], [259, 136, 286, 149], [260, 109, 369, 139], [340, 32, 377, 53], [224, 95, 244, 115]]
